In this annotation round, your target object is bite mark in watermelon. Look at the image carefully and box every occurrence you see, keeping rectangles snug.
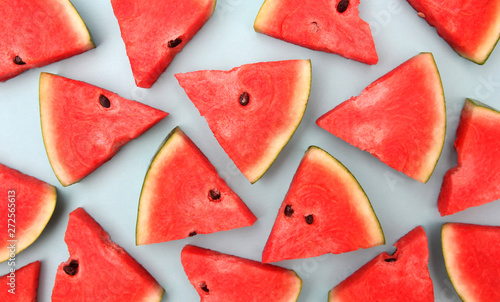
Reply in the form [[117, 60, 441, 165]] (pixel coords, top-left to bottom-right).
[[51, 208, 164, 302], [136, 127, 257, 245], [181, 245, 302, 302], [317, 52, 446, 183], [262, 146, 384, 263], [254, 0, 378, 64], [438, 99, 500, 216], [175, 59, 311, 183], [0, 163, 56, 263], [441, 223, 500, 302], [0, 0, 94, 82], [0, 261, 40, 301], [111, 0, 217, 88], [39, 73, 168, 186], [406, 0, 500, 64], [329, 226, 434, 302]]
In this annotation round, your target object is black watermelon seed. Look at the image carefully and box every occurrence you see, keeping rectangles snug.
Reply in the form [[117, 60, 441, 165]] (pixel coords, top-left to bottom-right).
[[337, 0, 349, 13], [209, 189, 221, 201], [384, 257, 397, 263], [99, 94, 111, 108], [189, 231, 197, 237], [199, 282, 209, 293], [63, 260, 79, 276], [305, 214, 314, 225], [284, 205, 294, 217], [168, 38, 182, 48], [13, 56, 26, 65], [239, 92, 250, 106]]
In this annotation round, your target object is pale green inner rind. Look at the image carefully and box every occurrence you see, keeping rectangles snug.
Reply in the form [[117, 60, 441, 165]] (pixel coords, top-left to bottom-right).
[[308, 145, 386, 246], [136, 127, 183, 245], [245, 59, 312, 183], [61, 0, 95, 48], [253, 0, 279, 33], [417, 52, 446, 183]]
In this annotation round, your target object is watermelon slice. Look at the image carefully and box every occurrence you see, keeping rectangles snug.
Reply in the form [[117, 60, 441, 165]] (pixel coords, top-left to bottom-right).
[[0, 0, 94, 82], [442, 223, 500, 302], [0, 261, 40, 300], [136, 127, 257, 245], [406, 0, 500, 64], [254, 0, 378, 64], [181, 245, 302, 301], [316, 52, 446, 183], [0, 163, 56, 263], [329, 226, 434, 301], [52, 208, 164, 301], [39, 73, 168, 186], [262, 146, 384, 263], [111, 0, 216, 88], [175, 59, 311, 183], [438, 99, 500, 216]]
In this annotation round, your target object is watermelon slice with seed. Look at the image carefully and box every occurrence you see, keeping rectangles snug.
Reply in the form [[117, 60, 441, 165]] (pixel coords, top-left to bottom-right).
[[0, 0, 94, 82], [406, 0, 500, 64], [175, 59, 311, 183], [438, 99, 500, 216], [329, 226, 434, 301], [181, 245, 303, 301], [111, 0, 216, 88], [317, 52, 446, 183], [39, 73, 168, 186], [0, 261, 40, 300], [254, 0, 378, 64], [262, 146, 384, 263], [442, 223, 500, 302], [0, 163, 56, 263], [136, 127, 257, 245], [52, 208, 164, 302]]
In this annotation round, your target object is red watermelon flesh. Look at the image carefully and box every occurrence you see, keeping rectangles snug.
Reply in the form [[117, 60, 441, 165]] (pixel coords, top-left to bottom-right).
[[181, 245, 302, 302], [136, 127, 257, 245], [0, 163, 56, 263], [406, 0, 500, 64], [442, 223, 500, 302], [175, 60, 311, 183], [316, 52, 446, 183], [52, 208, 164, 301], [262, 146, 384, 263], [0, 261, 40, 301], [0, 0, 94, 82], [111, 0, 216, 88], [39, 73, 168, 186], [254, 0, 378, 64], [329, 226, 434, 302], [438, 99, 500, 216]]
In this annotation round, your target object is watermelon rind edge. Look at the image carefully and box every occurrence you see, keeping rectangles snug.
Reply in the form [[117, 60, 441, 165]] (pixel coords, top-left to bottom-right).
[[466, 98, 500, 113], [248, 59, 312, 184], [66, 0, 95, 48], [135, 126, 181, 245], [441, 223, 466, 302]]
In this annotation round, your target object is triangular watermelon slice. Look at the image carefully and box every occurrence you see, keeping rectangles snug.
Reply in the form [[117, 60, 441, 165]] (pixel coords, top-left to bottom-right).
[[329, 226, 434, 301], [406, 0, 500, 64], [316, 52, 446, 183], [442, 223, 500, 302], [0, 261, 40, 300], [52, 208, 164, 301], [0, 0, 94, 82], [262, 146, 384, 263], [0, 163, 56, 263], [39, 73, 168, 186], [175, 59, 311, 183], [438, 99, 500, 216], [111, 0, 216, 88], [254, 0, 378, 64], [136, 127, 257, 245], [181, 245, 303, 301]]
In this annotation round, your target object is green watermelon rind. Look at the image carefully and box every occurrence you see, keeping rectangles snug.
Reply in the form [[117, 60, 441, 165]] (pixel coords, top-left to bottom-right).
[[441, 223, 467, 302], [465, 98, 500, 113], [65, 0, 95, 48], [307, 145, 386, 246], [248, 59, 312, 184]]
